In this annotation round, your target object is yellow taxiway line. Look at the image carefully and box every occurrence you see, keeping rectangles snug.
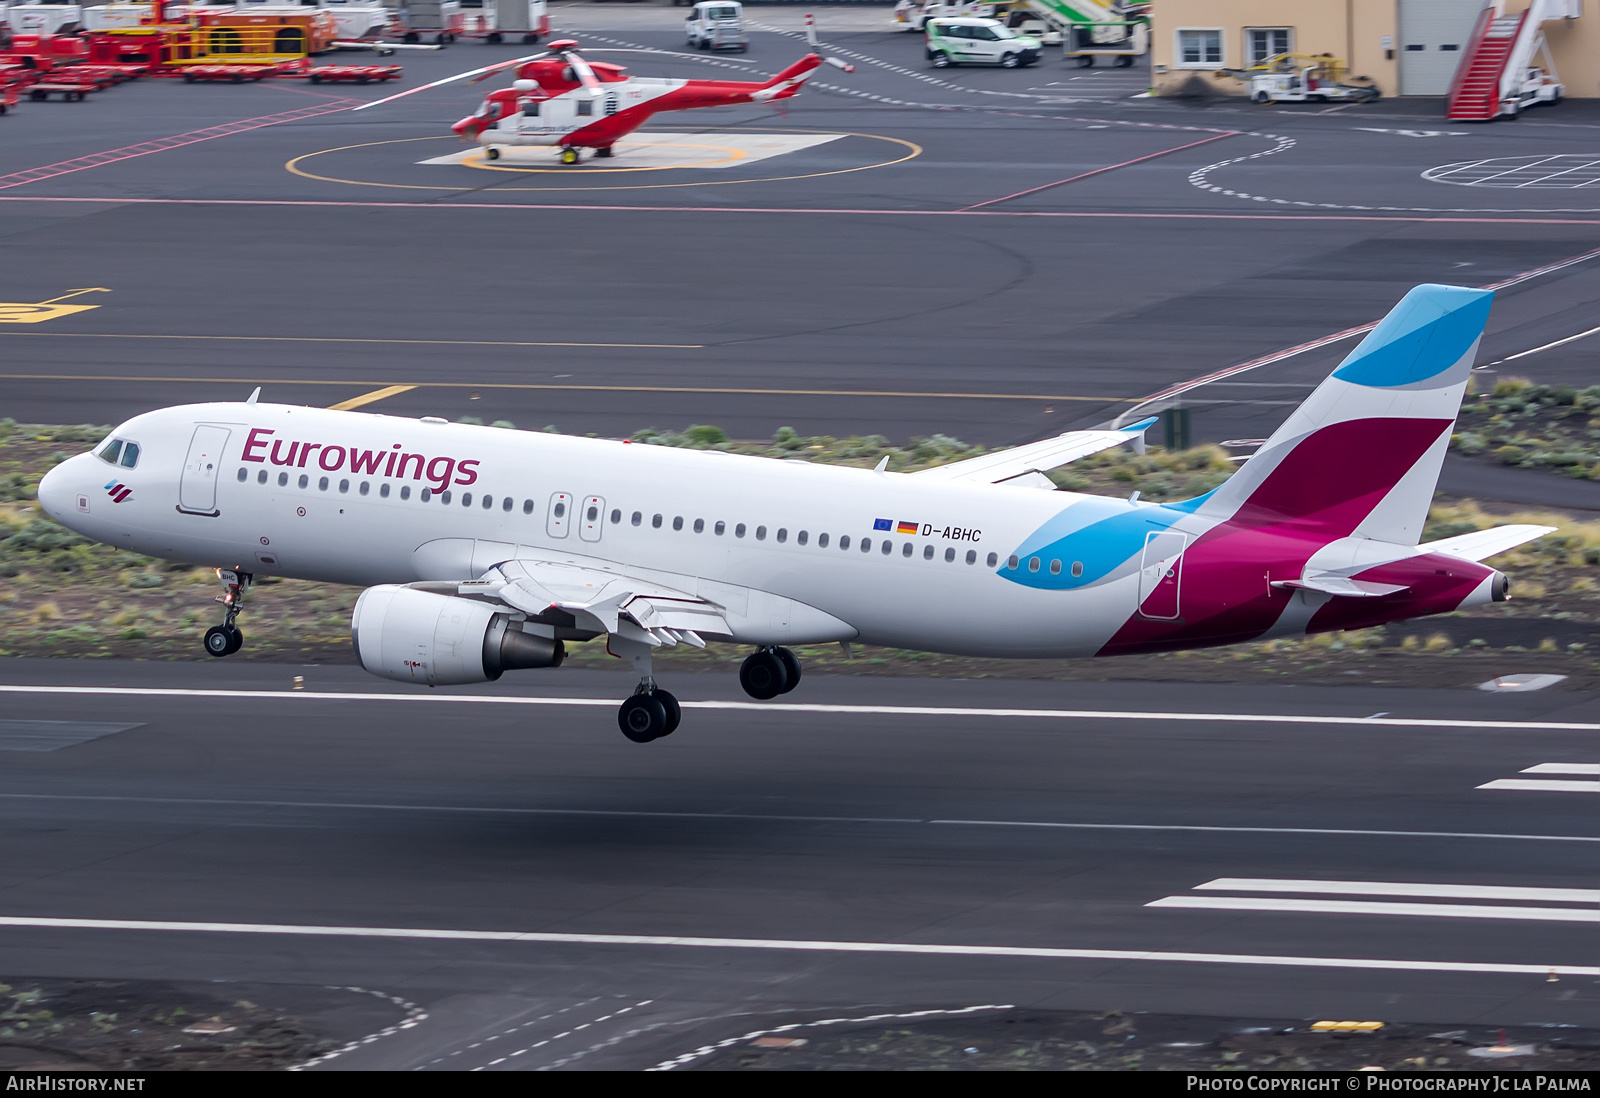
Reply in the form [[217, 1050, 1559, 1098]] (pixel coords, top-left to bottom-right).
[[0, 332, 703, 349], [0, 373, 1136, 404], [328, 384, 417, 411]]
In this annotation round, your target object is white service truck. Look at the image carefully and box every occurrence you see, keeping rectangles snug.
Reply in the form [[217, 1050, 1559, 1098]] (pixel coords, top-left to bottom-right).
[[685, 0, 745, 52]]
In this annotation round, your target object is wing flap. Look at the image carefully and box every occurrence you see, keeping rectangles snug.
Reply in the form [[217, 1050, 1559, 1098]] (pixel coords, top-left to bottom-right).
[[482, 558, 732, 643]]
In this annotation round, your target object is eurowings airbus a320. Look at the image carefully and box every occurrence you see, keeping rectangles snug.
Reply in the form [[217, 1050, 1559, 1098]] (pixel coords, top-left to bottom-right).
[[38, 284, 1552, 743]]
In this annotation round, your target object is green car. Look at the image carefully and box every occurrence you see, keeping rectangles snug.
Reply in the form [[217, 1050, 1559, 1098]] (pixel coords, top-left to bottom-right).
[[925, 17, 1042, 69]]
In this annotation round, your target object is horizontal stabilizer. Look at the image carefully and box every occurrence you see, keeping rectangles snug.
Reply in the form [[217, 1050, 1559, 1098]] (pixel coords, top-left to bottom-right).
[[914, 417, 1157, 486], [1273, 575, 1409, 598], [1420, 524, 1556, 562]]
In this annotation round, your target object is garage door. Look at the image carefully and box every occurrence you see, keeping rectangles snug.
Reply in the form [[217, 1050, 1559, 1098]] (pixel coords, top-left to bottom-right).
[[1398, 0, 1484, 96]]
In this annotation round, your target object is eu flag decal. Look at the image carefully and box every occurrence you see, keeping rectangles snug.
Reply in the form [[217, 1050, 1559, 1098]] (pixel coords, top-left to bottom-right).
[[873, 518, 892, 531]]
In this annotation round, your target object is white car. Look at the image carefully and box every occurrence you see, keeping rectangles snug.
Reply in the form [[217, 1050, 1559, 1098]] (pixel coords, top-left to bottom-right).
[[925, 16, 1042, 68], [685, 0, 747, 52]]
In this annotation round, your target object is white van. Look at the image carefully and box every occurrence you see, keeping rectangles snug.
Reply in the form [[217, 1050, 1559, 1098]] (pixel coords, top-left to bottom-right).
[[685, 0, 746, 52]]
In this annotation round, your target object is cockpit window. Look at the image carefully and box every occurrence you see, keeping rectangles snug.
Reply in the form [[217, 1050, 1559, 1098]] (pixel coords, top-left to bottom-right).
[[121, 442, 140, 468], [96, 439, 122, 465]]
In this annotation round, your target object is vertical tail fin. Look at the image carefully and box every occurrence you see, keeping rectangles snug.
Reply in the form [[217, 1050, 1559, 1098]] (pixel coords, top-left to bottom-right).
[[1196, 283, 1493, 545], [752, 54, 823, 101]]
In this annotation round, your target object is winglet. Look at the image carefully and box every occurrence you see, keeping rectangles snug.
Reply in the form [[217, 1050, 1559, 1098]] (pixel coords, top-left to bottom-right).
[[873, 455, 890, 474], [1121, 415, 1158, 456], [246, 386, 261, 406]]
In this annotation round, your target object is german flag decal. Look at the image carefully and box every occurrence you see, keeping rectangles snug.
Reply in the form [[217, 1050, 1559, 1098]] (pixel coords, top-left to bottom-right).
[[895, 520, 918, 535]]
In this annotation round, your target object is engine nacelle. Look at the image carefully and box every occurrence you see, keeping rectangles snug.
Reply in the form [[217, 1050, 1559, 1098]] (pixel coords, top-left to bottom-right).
[[352, 585, 565, 686]]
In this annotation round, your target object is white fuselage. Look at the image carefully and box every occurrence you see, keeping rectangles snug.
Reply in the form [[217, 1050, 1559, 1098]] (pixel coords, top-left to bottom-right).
[[41, 402, 1146, 658]]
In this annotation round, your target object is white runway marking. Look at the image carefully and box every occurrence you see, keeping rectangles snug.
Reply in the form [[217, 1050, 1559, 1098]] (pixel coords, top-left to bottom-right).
[[1195, 878, 1600, 903], [1522, 762, 1600, 774], [0, 684, 1596, 733], [1148, 895, 1600, 924], [1479, 778, 1600, 793], [4, 792, 1594, 845], [418, 133, 844, 171], [0, 915, 1593, 977]]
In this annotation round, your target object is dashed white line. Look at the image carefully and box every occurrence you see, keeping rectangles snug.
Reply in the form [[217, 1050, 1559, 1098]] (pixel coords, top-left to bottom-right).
[[649, 1004, 1013, 1071], [292, 986, 428, 1070]]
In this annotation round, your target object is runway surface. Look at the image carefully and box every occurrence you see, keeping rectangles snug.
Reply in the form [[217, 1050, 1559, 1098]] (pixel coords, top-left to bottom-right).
[[0, 658, 1596, 1069], [2, 17, 1600, 452], [4, 7, 1600, 1069]]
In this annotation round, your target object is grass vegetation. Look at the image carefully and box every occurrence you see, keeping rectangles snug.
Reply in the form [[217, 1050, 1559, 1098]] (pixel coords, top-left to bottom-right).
[[1, 418, 1594, 686], [1452, 376, 1600, 476]]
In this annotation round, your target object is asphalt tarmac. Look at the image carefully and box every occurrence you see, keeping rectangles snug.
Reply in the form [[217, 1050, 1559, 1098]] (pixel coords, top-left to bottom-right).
[[2, 14, 1600, 453], [0, 658, 1596, 1069], [4, 6, 1600, 1070]]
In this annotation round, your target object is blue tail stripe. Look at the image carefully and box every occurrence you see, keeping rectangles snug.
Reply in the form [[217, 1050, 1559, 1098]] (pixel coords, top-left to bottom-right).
[[1332, 284, 1492, 389]]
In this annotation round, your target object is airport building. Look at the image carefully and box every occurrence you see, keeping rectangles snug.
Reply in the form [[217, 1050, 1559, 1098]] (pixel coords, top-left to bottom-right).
[[1152, 0, 1596, 100]]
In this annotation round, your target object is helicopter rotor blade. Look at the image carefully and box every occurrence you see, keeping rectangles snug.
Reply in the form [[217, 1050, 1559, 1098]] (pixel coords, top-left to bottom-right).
[[353, 53, 548, 110], [563, 50, 604, 97]]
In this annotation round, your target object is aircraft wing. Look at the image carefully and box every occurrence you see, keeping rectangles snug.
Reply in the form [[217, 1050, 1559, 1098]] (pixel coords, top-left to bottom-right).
[[450, 558, 731, 647], [1419, 524, 1557, 562], [911, 417, 1158, 489]]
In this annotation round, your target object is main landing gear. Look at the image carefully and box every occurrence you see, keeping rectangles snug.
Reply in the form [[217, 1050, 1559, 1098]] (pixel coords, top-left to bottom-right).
[[618, 679, 681, 743], [739, 646, 801, 700], [612, 642, 801, 743], [202, 568, 251, 658]]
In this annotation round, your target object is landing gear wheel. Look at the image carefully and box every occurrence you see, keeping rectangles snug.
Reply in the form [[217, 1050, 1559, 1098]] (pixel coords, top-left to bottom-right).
[[203, 626, 234, 658], [656, 689, 681, 736], [594, 145, 614, 158], [485, 146, 501, 160], [1000, 51, 1019, 68], [739, 649, 789, 700], [224, 625, 243, 655], [559, 147, 580, 165], [619, 693, 669, 742], [774, 647, 801, 694]]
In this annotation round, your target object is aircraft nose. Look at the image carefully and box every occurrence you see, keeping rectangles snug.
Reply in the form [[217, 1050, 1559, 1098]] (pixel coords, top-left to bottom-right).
[[37, 456, 85, 525]]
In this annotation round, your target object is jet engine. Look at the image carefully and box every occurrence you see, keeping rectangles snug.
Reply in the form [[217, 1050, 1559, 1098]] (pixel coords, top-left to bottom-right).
[[352, 585, 565, 686]]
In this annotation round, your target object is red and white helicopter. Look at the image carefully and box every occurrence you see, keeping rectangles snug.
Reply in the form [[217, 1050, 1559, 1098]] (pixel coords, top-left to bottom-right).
[[355, 39, 853, 165]]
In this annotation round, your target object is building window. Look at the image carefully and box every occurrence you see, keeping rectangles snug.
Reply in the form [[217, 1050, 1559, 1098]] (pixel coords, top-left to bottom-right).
[[1245, 27, 1289, 65], [1176, 28, 1222, 67]]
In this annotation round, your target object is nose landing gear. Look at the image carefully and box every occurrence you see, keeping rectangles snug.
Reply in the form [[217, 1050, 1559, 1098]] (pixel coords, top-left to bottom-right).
[[739, 646, 801, 700], [202, 569, 251, 658]]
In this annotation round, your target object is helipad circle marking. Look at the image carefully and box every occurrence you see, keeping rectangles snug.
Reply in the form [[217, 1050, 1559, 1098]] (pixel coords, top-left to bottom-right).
[[1423, 153, 1600, 189], [458, 141, 749, 174], [285, 131, 921, 193]]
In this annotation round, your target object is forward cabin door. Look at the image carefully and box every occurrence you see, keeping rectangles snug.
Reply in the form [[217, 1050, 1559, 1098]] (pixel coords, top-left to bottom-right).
[[179, 425, 230, 516], [1136, 529, 1189, 620]]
